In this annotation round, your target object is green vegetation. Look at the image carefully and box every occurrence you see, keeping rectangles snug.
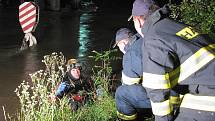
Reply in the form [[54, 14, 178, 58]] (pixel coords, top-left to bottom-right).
[[89, 49, 119, 94], [4, 1, 215, 120], [4, 51, 118, 121], [170, 0, 215, 37]]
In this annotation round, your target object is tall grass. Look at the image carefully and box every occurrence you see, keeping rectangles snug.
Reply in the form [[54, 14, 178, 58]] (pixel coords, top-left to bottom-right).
[[4, 51, 118, 121]]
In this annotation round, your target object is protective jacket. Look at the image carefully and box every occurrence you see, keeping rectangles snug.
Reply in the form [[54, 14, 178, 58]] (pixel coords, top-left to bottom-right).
[[56, 72, 93, 99], [141, 5, 215, 121], [55, 72, 94, 112], [116, 34, 152, 120], [121, 34, 143, 85]]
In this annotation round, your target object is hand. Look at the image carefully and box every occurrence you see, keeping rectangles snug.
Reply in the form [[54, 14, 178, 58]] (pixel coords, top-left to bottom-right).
[[48, 93, 57, 102]]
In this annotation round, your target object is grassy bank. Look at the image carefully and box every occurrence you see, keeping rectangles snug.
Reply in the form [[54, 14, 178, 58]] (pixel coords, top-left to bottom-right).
[[4, 51, 118, 121]]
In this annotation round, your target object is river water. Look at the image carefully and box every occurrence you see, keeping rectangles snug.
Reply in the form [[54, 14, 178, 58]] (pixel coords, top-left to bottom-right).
[[0, 4, 132, 120]]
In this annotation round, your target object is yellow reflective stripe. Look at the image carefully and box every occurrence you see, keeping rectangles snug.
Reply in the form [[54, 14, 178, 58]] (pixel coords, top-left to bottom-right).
[[180, 94, 215, 112], [170, 44, 215, 87], [117, 111, 137, 120], [121, 72, 141, 85], [176, 26, 199, 40], [170, 96, 181, 105], [151, 100, 173, 116], [142, 72, 170, 89]]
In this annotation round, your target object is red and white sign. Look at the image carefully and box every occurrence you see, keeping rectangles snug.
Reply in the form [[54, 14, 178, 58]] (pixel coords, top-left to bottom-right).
[[19, 2, 39, 33]]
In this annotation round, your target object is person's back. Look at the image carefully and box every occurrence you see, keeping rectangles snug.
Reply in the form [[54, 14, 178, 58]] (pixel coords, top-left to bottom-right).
[[113, 28, 151, 121], [143, 6, 215, 86], [129, 0, 215, 121], [141, 5, 215, 84], [123, 33, 143, 78]]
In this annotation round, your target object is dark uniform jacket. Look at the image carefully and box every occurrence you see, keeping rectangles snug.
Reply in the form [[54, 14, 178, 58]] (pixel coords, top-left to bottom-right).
[[141, 5, 215, 121], [56, 72, 93, 99], [122, 34, 143, 84]]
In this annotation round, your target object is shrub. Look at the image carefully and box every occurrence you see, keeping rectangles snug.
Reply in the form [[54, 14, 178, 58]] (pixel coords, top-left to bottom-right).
[[4, 51, 118, 121], [170, 0, 215, 37]]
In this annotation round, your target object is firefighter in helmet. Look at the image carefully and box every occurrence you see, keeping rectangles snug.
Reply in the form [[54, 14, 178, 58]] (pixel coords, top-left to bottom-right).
[[53, 59, 95, 111]]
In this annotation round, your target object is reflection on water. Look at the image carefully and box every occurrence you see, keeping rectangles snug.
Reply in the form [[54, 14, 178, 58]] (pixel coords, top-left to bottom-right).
[[0, 5, 130, 120], [78, 13, 94, 58], [0, 48, 42, 120], [22, 48, 41, 80]]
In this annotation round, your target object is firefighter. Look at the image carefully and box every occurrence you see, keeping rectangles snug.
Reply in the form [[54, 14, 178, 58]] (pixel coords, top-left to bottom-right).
[[128, 0, 215, 121], [113, 28, 152, 121], [51, 59, 95, 111]]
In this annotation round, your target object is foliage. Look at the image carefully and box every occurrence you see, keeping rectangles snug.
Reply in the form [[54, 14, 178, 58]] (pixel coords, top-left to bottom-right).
[[170, 0, 215, 37], [75, 96, 116, 121], [4, 52, 67, 121], [89, 49, 120, 95], [4, 51, 118, 121]]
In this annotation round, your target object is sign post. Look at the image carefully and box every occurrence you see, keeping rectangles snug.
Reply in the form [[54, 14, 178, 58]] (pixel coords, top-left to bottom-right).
[[19, 1, 39, 49]]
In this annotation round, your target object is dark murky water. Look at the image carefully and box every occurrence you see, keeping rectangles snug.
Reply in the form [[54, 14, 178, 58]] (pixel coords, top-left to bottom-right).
[[0, 5, 131, 120]]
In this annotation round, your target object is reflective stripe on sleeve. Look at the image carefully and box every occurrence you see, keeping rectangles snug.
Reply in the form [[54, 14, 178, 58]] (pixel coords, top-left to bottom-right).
[[151, 99, 173, 116], [170, 96, 181, 105], [121, 72, 141, 85], [142, 72, 171, 89], [170, 44, 215, 87], [180, 94, 215, 112], [117, 111, 137, 120]]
